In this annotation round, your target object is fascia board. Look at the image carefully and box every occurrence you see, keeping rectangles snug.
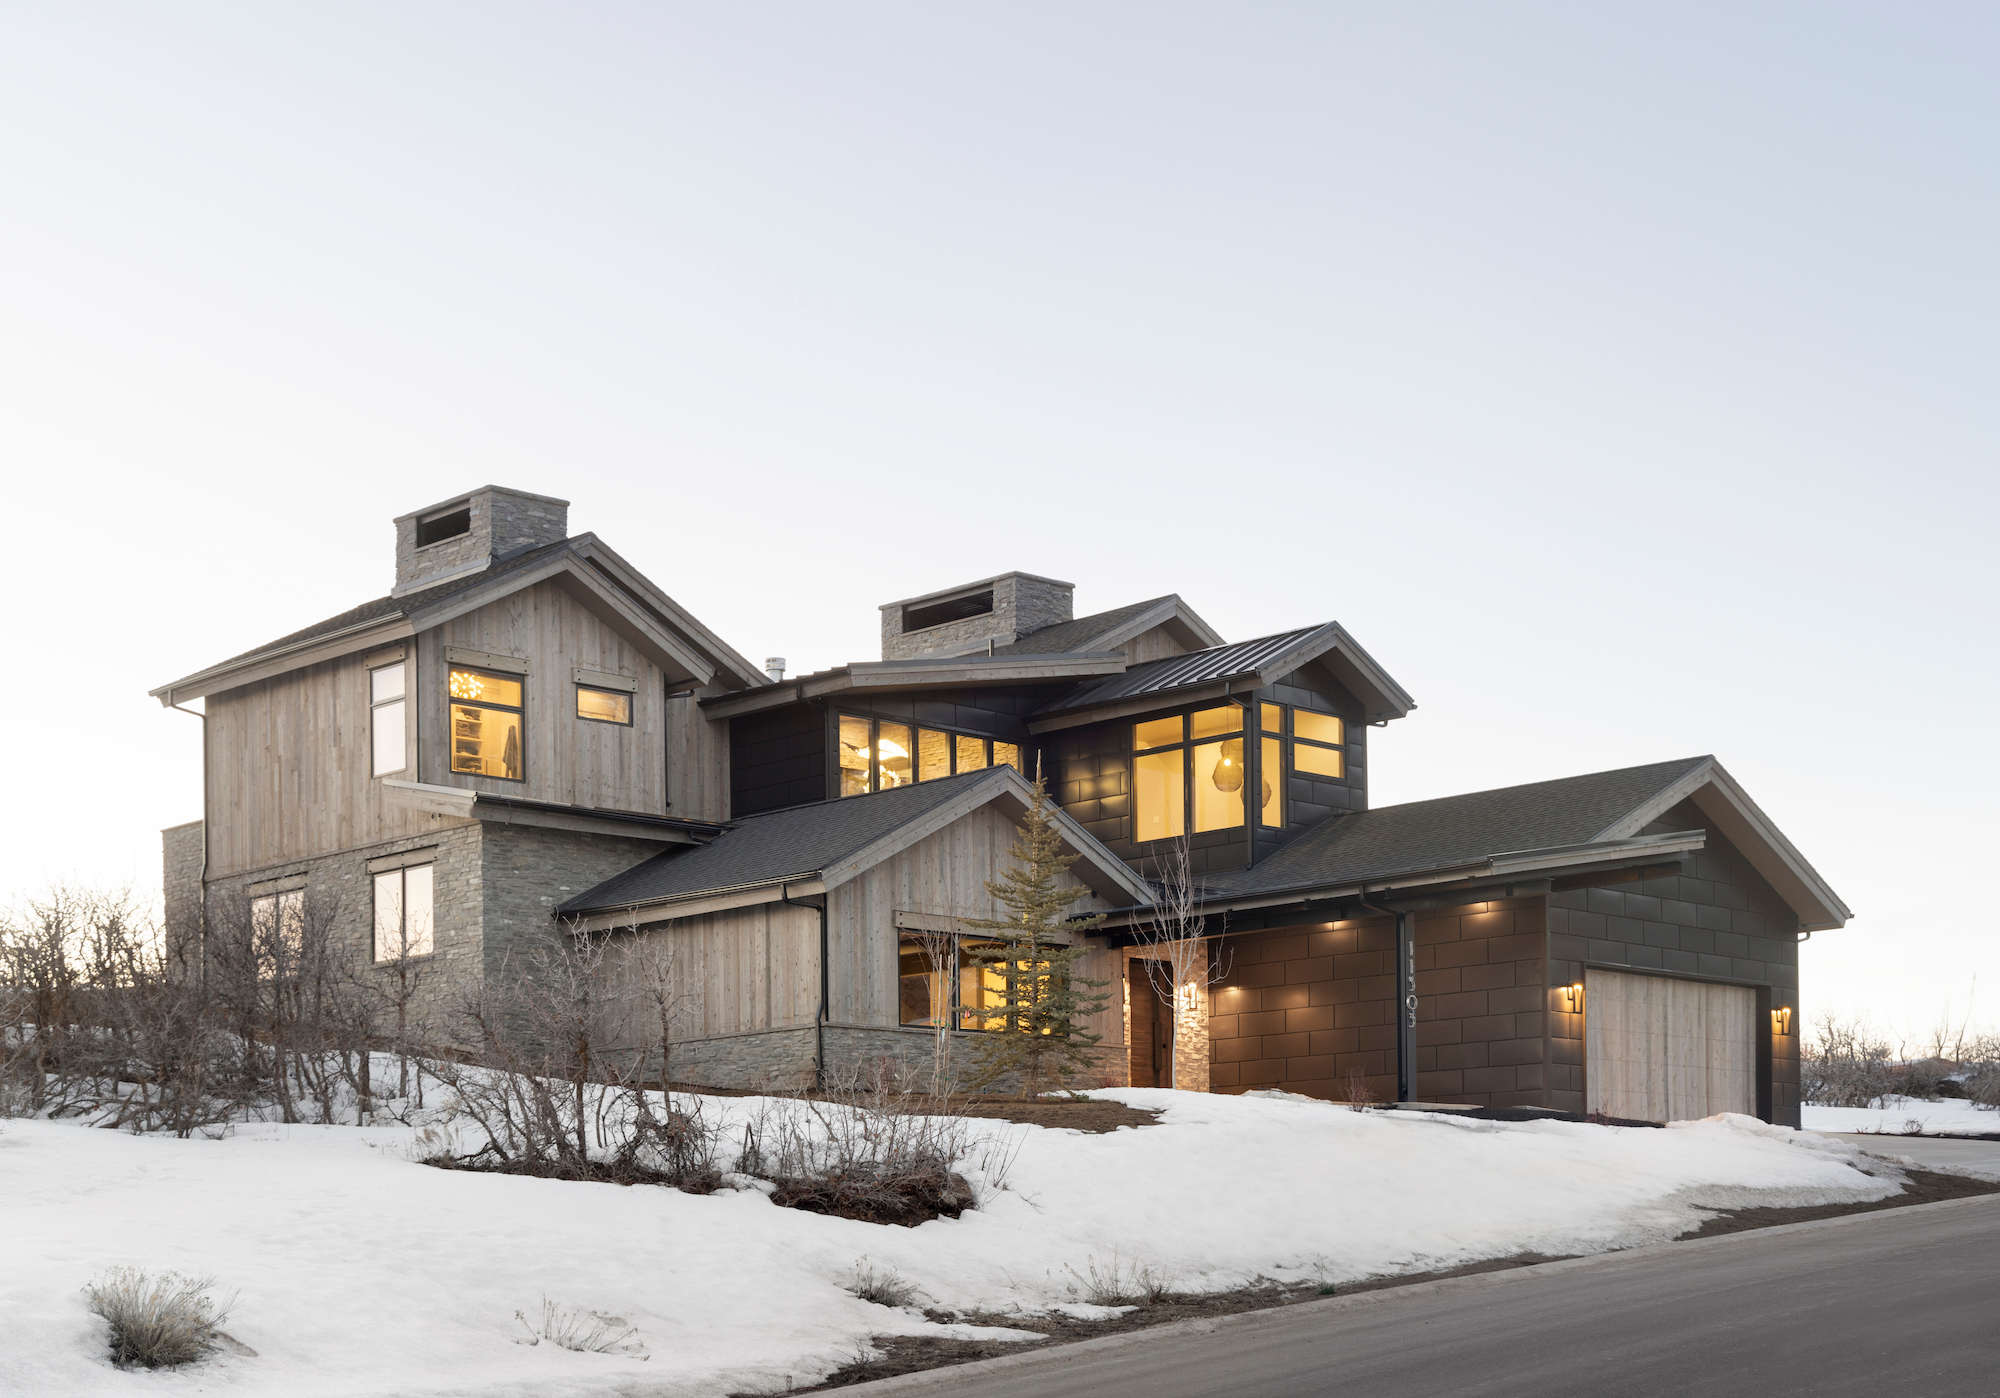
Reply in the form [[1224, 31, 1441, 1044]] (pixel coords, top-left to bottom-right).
[[567, 878, 827, 932], [842, 654, 1128, 689], [1077, 599, 1183, 653], [572, 540, 766, 691], [1594, 759, 1851, 930], [152, 616, 417, 705], [1286, 623, 1415, 722]]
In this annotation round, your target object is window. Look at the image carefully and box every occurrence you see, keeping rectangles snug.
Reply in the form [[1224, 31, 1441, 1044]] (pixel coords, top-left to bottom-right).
[[449, 666, 524, 780], [370, 662, 407, 777], [1292, 709, 1345, 779], [1133, 705, 1249, 839], [576, 686, 631, 725], [250, 889, 303, 979], [374, 864, 434, 962], [898, 933, 1006, 1029], [902, 590, 993, 634], [838, 715, 1023, 797]]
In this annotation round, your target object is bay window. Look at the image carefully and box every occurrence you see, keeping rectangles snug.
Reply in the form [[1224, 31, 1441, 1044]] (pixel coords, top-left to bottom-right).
[[1133, 701, 1347, 841]]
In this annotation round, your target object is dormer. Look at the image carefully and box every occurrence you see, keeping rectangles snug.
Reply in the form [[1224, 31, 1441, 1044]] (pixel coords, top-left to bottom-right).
[[393, 486, 570, 596], [879, 571, 1075, 659]]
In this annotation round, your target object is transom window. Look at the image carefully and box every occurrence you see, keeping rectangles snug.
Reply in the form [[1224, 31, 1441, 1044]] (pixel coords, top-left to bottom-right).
[[449, 666, 524, 780], [575, 685, 631, 725], [838, 715, 1021, 797]]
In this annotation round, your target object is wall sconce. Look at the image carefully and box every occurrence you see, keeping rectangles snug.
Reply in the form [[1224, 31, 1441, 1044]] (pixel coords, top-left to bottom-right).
[[1772, 1006, 1792, 1035], [1559, 983, 1584, 1014]]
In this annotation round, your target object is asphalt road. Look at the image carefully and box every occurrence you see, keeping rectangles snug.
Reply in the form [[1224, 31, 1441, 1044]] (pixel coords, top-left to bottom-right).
[[867, 1196, 2000, 1398]]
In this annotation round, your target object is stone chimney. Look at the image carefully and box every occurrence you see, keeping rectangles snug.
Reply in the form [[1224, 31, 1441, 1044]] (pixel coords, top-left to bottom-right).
[[879, 572, 1075, 660], [392, 486, 570, 595]]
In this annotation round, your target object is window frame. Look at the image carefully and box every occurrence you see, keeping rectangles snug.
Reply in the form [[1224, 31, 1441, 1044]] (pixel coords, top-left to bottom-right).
[[373, 862, 435, 964], [836, 713, 1024, 797], [448, 663, 527, 783], [574, 684, 633, 727], [369, 660, 408, 778], [1130, 703, 1255, 842]]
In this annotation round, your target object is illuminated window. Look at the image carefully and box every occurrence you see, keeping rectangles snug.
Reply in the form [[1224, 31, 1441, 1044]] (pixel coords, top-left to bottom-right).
[[837, 715, 1025, 796], [449, 666, 524, 781], [1132, 705, 1248, 839], [575, 686, 631, 725], [250, 889, 303, 979], [957, 939, 1009, 1031], [1292, 708, 1345, 779], [1260, 737, 1283, 828], [371, 662, 407, 777], [373, 864, 434, 962]]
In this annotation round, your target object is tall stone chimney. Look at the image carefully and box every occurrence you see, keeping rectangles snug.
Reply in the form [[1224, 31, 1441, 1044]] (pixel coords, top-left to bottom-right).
[[879, 572, 1075, 660], [392, 486, 570, 595]]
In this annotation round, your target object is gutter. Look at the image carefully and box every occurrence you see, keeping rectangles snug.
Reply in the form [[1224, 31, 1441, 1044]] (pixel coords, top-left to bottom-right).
[[782, 882, 830, 1090], [164, 688, 209, 993], [1356, 888, 1417, 1104]]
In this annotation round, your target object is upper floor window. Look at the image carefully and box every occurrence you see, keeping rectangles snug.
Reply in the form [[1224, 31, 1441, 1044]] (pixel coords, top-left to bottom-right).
[[576, 685, 632, 725], [1134, 704, 1252, 839], [373, 864, 434, 962], [449, 665, 524, 780], [370, 662, 407, 777], [838, 714, 1021, 797]]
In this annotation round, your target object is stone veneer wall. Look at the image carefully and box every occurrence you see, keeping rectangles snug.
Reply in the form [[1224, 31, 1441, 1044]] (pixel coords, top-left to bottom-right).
[[475, 823, 669, 978], [666, 1023, 1125, 1094], [879, 573, 1074, 660], [161, 821, 204, 953], [394, 486, 569, 592]]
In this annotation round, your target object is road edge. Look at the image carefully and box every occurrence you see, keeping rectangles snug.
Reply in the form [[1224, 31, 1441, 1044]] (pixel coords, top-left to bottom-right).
[[832, 1190, 2000, 1395]]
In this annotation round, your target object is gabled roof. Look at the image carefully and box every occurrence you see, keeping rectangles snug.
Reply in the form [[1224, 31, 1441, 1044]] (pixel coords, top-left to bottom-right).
[[1030, 621, 1415, 730], [995, 594, 1226, 658], [698, 652, 1129, 720], [151, 535, 766, 703], [558, 766, 1154, 927], [1203, 755, 1849, 932]]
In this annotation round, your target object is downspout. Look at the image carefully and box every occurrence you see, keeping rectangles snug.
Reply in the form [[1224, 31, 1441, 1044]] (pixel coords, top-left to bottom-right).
[[1357, 888, 1417, 1104], [782, 882, 829, 1089], [166, 689, 209, 994]]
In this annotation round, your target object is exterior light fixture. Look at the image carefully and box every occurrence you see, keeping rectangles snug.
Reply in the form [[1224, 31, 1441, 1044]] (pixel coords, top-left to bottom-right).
[[1772, 1007, 1792, 1035], [1559, 983, 1584, 1013]]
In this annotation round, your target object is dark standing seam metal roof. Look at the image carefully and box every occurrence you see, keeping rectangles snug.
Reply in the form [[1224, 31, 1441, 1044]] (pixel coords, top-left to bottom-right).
[[197, 538, 579, 674], [992, 597, 1177, 657], [1035, 626, 1323, 716], [557, 768, 1003, 916], [1207, 756, 1714, 899]]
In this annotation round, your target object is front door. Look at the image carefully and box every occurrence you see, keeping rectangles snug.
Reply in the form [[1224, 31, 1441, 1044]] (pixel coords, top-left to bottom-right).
[[1128, 962, 1175, 1088], [1585, 969, 1755, 1122]]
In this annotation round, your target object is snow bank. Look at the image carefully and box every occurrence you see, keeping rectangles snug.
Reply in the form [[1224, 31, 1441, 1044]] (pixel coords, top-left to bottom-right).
[[3, 1090, 1900, 1397], [1804, 1097, 2000, 1137]]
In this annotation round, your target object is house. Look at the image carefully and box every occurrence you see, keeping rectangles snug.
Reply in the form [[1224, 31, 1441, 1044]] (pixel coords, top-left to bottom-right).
[[154, 485, 1848, 1125]]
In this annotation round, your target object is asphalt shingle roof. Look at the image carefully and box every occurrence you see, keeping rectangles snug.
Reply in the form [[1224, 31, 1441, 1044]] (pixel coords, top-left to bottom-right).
[[1035, 626, 1324, 716], [558, 768, 1004, 915], [992, 597, 1176, 657], [200, 539, 578, 674], [1209, 756, 1712, 899]]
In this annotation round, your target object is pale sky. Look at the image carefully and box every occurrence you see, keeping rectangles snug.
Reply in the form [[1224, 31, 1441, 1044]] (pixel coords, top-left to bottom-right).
[[2, 3, 1993, 1038]]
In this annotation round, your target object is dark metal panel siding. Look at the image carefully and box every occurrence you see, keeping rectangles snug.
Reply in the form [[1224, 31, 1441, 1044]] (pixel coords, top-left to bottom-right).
[[1543, 800, 1802, 1126], [1250, 667, 1369, 864], [729, 704, 827, 817], [834, 684, 1054, 740]]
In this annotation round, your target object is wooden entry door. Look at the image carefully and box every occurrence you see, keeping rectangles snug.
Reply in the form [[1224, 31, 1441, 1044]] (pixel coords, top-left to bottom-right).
[[1128, 962, 1174, 1088], [1585, 969, 1755, 1123]]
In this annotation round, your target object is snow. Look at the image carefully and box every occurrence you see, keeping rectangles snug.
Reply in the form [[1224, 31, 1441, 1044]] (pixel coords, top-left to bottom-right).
[[3, 1089, 1911, 1397], [1803, 1097, 2000, 1137]]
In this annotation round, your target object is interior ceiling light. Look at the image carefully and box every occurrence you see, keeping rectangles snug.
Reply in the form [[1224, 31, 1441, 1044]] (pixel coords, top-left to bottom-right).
[[1212, 738, 1245, 792]]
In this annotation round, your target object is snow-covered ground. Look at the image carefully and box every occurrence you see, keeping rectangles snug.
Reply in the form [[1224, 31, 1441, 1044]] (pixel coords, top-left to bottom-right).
[[5, 1089, 1913, 1398], [1803, 1097, 2000, 1137]]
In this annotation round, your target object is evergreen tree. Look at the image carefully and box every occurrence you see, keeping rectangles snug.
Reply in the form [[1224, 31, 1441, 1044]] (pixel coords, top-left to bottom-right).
[[960, 771, 1110, 1100]]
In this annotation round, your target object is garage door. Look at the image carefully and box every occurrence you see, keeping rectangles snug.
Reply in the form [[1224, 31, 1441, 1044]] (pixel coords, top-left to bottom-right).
[[1585, 970, 1755, 1123]]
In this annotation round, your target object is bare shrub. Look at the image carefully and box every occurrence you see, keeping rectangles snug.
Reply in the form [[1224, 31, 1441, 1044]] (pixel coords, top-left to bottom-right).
[[1339, 1065, 1377, 1112], [845, 1258, 923, 1309], [84, 1267, 233, 1369], [1800, 1015, 1897, 1108], [513, 1297, 644, 1356], [1064, 1249, 1175, 1306], [1132, 835, 1230, 1090]]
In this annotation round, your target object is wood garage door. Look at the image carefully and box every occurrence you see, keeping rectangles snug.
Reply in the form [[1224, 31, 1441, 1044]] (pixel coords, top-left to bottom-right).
[[1585, 970, 1755, 1123]]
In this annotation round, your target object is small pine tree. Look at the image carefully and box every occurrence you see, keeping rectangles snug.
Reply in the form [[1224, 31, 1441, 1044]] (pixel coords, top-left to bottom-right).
[[960, 770, 1110, 1100]]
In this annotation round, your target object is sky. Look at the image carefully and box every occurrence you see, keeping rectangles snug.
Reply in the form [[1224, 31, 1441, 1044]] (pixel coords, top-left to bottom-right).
[[1, 2, 1993, 1038]]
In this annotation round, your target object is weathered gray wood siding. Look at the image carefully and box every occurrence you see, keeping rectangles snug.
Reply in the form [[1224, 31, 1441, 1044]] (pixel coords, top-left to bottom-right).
[[601, 901, 821, 1040]]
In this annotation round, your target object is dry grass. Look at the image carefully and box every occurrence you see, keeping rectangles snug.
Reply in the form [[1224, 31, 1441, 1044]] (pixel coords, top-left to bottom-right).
[[513, 1297, 645, 1356], [845, 1258, 924, 1309], [84, 1267, 232, 1369], [1064, 1249, 1176, 1306]]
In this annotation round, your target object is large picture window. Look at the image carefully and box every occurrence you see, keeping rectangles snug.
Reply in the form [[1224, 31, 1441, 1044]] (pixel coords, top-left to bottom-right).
[[449, 666, 524, 780], [371, 662, 406, 777], [839, 715, 1021, 798], [1133, 704, 1251, 839], [373, 864, 434, 962], [896, 933, 1010, 1030]]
